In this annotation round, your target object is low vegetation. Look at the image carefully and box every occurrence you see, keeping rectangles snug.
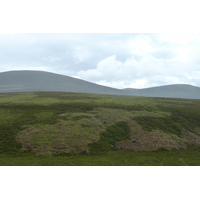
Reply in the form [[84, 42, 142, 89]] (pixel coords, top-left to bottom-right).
[[1, 91, 200, 165]]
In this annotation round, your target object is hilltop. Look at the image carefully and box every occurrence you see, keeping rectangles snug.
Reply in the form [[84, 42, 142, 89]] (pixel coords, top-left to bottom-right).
[[123, 84, 200, 99], [0, 70, 128, 95]]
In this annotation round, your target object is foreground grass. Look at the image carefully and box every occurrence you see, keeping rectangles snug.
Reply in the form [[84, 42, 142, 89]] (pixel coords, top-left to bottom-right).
[[1, 91, 200, 165], [0, 147, 200, 166]]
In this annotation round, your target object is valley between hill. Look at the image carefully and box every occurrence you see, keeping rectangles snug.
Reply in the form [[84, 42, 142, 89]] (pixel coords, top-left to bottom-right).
[[1, 91, 200, 165]]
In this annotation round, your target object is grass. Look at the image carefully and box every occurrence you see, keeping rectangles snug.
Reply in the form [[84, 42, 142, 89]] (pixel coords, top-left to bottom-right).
[[1, 91, 200, 165], [88, 121, 130, 154], [1, 146, 200, 166]]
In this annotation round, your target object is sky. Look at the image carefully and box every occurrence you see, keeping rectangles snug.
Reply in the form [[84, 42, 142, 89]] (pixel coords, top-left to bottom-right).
[[1, 33, 200, 89]]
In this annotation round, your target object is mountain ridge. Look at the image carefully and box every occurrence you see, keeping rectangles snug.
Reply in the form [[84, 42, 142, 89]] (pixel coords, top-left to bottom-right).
[[1, 70, 200, 99], [123, 84, 200, 99], [0, 70, 129, 95]]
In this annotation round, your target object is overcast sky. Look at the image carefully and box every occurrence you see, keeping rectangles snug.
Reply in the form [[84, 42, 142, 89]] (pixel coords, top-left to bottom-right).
[[1, 33, 200, 89]]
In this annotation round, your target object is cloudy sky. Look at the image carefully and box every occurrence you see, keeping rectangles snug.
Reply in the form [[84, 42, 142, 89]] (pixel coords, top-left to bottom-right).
[[1, 33, 200, 89], [1, 1, 200, 198]]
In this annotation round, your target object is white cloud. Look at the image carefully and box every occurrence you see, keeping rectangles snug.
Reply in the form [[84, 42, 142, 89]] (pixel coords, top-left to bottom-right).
[[96, 80, 127, 89], [77, 51, 200, 89], [126, 79, 149, 89], [184, 71, 200, 80], [174, 45, 196, 62], [77, 54, 167, 88], [158, 33, 197, 45], [43, 55, 61, 63], [127, 35, 155, 56], [72, 45, 91, 64]]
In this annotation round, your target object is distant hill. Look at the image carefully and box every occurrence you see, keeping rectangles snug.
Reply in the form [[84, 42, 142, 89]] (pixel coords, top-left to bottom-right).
[[0, 70, 200, 99], [0, 70, 129, 95], [123, 84, 200, 99]]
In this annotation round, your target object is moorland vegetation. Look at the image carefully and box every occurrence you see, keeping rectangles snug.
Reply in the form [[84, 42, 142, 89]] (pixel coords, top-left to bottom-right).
[[1, 91, 200, 165]]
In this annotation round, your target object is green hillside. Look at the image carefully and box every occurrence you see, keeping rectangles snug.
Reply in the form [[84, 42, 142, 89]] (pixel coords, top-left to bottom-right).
[[1, 91, 200, 165]]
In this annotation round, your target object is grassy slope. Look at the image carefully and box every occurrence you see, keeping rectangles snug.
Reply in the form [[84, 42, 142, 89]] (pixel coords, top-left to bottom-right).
[[1, 91, 200, 165]]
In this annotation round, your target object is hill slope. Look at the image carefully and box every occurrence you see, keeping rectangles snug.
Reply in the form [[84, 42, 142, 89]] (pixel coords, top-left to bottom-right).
[[0, 70, 129, 95], [123, 84, 200, 99], [1, 70, 200, 99], [1, 91, 200, 164]]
